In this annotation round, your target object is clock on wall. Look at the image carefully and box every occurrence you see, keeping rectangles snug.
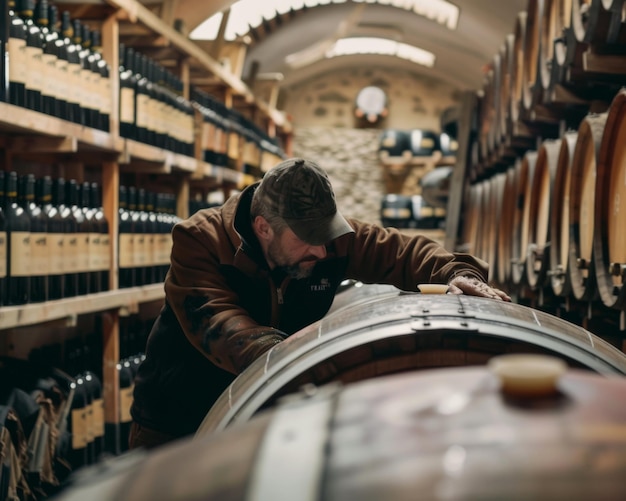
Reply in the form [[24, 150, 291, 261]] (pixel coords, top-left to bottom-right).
[[354, 86, 388, 125]]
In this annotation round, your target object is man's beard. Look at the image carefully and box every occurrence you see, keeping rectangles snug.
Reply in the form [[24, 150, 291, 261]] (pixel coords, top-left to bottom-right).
[[279, 263, 314, 280], [268, 237, 316, 280]]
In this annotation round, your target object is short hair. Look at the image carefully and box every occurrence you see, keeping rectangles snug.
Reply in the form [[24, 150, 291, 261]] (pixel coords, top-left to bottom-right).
[[251, 186, 289, 234]]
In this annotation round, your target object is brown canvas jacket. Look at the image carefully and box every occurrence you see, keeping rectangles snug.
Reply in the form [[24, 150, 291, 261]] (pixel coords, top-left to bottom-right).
[[130, 183, 488, 436]]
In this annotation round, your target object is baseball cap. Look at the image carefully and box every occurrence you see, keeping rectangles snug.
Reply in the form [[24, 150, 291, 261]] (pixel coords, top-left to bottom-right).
[[256, 158, 354, 245]]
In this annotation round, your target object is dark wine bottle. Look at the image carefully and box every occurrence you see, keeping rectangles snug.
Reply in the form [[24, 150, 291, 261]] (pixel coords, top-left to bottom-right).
[[128, 187, 143, 286], [0, 171, 7, 305], [145, 192, 158, 285], [80, 182, 100, 294], [90, 182, 109, 292], [5, 171, 31, 305], [54, 178, 78, 298], [134, 52, 149, 145], [51, 5, 68, 120], [20, 0, 44, 112], [38, 175, 64, 300], [41, 1, 59, 117], [119, 44, 136, 139], [8, 0, 28, 107], [21, 173, 48, 302], [35, 0, 54, 116], [61, 10, 80, 124], [73, 20, 91, 128], [91, 30, 110, 132], [67, 179, 90, 296], [118, 185, 134, 288]]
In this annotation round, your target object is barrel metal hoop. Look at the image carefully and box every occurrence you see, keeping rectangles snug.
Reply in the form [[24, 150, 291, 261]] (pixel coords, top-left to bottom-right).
[[247, 389, 336, 501]]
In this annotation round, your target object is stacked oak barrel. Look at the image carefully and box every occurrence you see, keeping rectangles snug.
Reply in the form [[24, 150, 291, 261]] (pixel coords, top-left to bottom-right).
[[461, 0, 626, 332]]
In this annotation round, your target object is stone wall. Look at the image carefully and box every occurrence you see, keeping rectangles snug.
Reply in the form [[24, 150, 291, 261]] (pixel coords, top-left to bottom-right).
[[292, 127, 383, 225]]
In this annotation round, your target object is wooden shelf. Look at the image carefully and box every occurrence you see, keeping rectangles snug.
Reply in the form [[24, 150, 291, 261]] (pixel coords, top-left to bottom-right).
[[0, 103, 123, 153], [0, 284, 165, 330], [102, 0, 290, 130]]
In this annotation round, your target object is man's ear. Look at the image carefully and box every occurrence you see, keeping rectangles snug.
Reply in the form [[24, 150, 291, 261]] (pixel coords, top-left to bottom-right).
[[252, 215, 273, 242]]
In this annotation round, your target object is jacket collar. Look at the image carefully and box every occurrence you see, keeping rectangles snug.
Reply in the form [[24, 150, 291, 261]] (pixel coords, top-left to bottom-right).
[[224, 182, 270, 275]]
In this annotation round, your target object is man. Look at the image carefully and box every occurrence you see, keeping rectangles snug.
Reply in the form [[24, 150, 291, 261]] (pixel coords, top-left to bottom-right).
[[129, 158, 509, 449]]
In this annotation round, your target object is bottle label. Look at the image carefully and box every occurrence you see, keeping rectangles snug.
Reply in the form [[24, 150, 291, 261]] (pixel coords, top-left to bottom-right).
[[135, 234, 147, 266], [49, 233, 65, 274], [136, 94, 150, 128], [0, 231, 6, 278], [66, 235, 80, 273], [56, 58, 69, 103], [101, 234, 111, 270], [78, 233, 90, 273], [104, 77, 113, 116], [120, 87, 135, 124], [119, 233, 134, 268], [120, 384, 134, 423], [90, 232, 101, 271], [25, 46, 44, 93], [8, 38, 28, 85], [41, 52, 57, 98], [84, 402, 94, 444], [10, 231, 32, 277], [92, 398, 105, 438], [71, 407, 88, 450], [31, 232, 49, 276]]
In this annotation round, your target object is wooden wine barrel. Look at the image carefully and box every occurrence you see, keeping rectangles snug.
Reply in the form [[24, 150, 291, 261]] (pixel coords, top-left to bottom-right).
[[461, 181, 482, 254], [484, 173, 507, 281], [511, 152, 538, 287], [581, 0, 623, 45], [568, 112, 608, 301], [495, 165, 517, 288], [54, 363, 626, 501], [521, 0, 544, 113], [525, 139, 561, 290], [509, 11, 528, 126], [593, 89, 626, 309], [194, 287, 626, 435], [549, 131, 578, 297], [495, 34, 515, 154], [475, 178, 491, 261], [539, 0, 572, 94]]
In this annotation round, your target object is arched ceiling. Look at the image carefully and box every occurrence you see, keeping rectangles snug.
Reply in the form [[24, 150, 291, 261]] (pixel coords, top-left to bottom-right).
[[171, 0, 528, 91]]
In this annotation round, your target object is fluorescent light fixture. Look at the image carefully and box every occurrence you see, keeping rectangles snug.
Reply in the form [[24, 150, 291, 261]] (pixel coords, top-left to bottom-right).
[[326, 37, 436, 67], [190, 0, 458, 40]]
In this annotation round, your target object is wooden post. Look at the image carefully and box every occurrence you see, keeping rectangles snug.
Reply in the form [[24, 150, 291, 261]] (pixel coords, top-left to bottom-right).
[[102, 310, 121, 449], [444, 91, 478, 252], [101, 14, 120, 139]]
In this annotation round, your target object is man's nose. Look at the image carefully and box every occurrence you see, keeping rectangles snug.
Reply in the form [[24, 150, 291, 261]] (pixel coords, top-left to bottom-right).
[[308, 245, 327, 260]]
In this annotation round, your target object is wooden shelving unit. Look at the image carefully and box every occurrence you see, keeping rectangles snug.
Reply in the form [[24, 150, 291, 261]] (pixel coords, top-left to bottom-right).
[[1, 0, 292, 445]]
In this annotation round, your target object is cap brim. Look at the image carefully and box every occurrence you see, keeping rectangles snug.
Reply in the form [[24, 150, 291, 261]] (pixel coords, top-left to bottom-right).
[[286, 211, 354, 246]]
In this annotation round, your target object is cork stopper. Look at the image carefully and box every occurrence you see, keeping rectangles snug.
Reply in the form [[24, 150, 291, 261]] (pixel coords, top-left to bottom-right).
[[417, 284, 450, 294], [488, 354, 567, 397]]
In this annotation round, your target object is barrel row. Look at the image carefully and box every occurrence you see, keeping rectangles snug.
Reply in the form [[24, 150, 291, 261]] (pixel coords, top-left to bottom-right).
[[464, 88, 626, 312], [474, 0, 626, 181]]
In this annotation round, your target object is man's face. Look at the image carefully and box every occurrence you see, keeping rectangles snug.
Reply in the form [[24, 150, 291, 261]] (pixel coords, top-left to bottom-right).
[[266, 227, 328, 279]]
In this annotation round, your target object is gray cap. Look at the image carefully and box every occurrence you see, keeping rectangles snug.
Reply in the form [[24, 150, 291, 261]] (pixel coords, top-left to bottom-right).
[[256, 158, 354, 245]]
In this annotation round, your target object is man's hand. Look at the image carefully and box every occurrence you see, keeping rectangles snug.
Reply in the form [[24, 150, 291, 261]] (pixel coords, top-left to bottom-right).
[[448, 276, 511, 301]]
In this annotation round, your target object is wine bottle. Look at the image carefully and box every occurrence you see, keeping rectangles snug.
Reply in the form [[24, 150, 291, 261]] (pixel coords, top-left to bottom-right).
[[80, 182, 100, 294], [90, 183, 109, 292], [61, 10, 80, 124], [19, 0, 44, 112], [38, 176, 64, 300], [52, 6, 68, 120], [67, 179, 90, 296], [41, 2, 59, 117], [0, 171, 7, 305], [145, 192, 158, 285], [54, 178, 78, 297], [129, 187, 144, 286], [119, 44, 136, 139], [8, 0, 28, 107], [134, 52, 149, 145], [21, 173, 48, 302], [74, 20, 92, 128], [90, 30, 110, 132], [118, 185, 134, 288], [35, 0, 54, 116], [5, 171, 31, 305]]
